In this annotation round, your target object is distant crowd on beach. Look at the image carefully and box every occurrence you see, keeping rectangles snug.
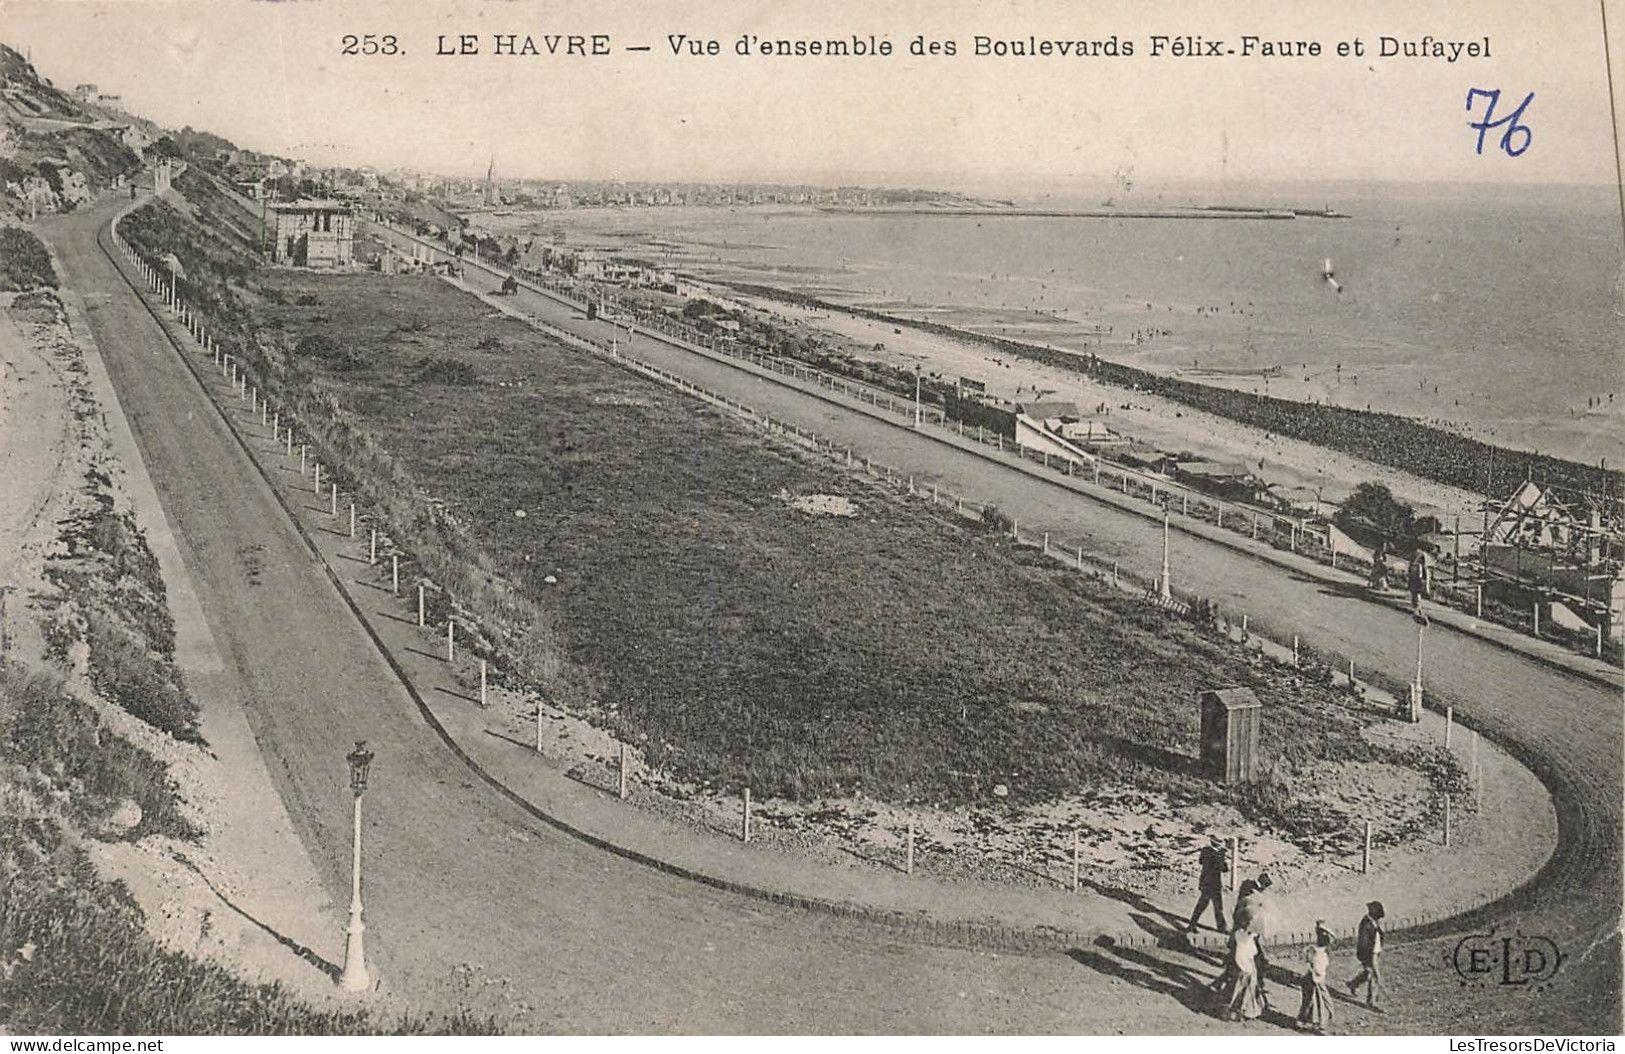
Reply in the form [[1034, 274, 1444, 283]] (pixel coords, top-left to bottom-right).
[[1188, 833, 1386, 1033]]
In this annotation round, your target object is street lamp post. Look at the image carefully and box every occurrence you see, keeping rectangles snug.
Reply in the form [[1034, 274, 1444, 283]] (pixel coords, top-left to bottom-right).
[[1407, 612, 1428, 723], [1159, 511, 1173, 600], [339, 741, 375, 993]]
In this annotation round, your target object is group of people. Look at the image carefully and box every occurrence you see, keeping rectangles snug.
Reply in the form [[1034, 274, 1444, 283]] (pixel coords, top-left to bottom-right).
[[1367, 540, 1434, 613], [1187, 833, 1387, 1032]]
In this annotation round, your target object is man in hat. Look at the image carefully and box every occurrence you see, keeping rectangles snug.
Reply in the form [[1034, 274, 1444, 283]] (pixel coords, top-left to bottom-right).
[[1348, 900, 1385, 1010], [1187, 833, 1229, 933]]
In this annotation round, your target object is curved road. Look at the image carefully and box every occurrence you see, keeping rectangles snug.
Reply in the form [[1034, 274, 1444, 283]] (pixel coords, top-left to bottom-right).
[[36, 194, 1620, 1034]]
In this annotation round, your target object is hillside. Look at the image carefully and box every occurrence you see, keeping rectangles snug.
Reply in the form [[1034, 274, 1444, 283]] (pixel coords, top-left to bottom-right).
[[0, 43, 144, 218]]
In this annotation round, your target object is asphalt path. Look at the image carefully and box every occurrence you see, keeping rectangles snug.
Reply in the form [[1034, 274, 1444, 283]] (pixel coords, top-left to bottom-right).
[[31, 194, 1618, 1034]]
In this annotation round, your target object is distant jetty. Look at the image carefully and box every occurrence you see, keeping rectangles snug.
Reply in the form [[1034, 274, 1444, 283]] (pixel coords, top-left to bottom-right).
[[815, 203, 1350, 220]]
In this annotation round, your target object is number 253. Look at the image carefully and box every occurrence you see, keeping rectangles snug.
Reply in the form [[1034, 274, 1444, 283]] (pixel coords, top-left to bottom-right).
[[342, 34, 400, 56]]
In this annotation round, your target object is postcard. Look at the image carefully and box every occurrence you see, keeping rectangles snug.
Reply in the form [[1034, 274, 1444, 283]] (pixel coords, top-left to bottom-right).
[[0, 0, 1620, 1041]]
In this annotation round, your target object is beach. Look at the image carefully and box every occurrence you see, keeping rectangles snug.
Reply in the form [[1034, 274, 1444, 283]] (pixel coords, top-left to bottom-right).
[[496, 180, 1624, 480]]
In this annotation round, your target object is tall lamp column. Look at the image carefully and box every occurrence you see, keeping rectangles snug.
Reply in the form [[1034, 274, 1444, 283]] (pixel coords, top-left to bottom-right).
[[339, 740, 375, 992]]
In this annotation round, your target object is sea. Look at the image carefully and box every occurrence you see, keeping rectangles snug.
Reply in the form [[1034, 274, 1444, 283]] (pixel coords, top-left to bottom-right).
[[499, 181, 1625, 468]]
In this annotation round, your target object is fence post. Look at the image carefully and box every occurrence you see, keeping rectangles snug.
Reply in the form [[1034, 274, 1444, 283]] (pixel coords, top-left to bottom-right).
[[1362, 821, 1373, 873], [1228, 837, 1240, 891], [330, 485, 338, 518], [905, 820, 915, 875], [1076, 546, 1084, 570], [1444, 795, 1452, 846], [418, 584, 426, 627], [480, 659, 488, 707], [370, 529, 378, 565], [349, 502, 356, 538], [1292, 635, 1300, 665], [1445, 706, 1453, 748], [741, 788, 752, 842], [1476, 583, 1483, 618], [1011, 517, 1019, 541], [1532, 601, 1540, 637], [1241, 614, 1249, 637], [391, 555, 399, 595], [1042, 532, 1049, 554]]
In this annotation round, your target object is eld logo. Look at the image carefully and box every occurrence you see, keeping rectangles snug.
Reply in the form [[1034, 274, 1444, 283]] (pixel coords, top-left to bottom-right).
[[1450, 930, 1563, 989]]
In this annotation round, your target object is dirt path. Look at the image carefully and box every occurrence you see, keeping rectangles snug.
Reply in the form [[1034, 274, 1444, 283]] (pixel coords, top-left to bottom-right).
[[0, 295, 74, 663], [0, 274, 344, 1005]]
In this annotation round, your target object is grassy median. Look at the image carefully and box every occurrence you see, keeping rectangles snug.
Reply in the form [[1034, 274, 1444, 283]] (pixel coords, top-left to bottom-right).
[[121, 181, 1467, 846]]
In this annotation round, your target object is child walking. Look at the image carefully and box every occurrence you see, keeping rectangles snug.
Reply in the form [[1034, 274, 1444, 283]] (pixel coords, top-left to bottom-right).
[[1298, 923, 1335, 1033]]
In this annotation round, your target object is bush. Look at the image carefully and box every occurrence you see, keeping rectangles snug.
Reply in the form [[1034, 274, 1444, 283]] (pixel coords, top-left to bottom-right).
[[0, 227, 58, 291], [294, 332, 365, 371], [0, 663, 194, 840], [82, 612, 201, 743], [416, 355, 478, 386]]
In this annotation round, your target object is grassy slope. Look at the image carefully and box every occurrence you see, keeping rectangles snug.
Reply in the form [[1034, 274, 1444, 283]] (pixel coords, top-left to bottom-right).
[[0, 665, 500, 1034], [246, 269, 1463, 843], [117, 181, 1464, 850]]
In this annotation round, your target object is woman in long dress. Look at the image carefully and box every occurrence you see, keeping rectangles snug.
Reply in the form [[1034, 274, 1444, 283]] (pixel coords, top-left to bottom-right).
[[1218, 927, 1266, 1022], [1298, 927, 1335, 1033]]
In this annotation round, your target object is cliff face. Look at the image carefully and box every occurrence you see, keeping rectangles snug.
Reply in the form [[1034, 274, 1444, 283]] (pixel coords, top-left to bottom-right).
[[0, 43, 144, 218]]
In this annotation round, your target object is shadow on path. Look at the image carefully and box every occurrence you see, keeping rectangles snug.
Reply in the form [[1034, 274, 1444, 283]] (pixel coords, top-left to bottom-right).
[[172, 852, 339, 980]]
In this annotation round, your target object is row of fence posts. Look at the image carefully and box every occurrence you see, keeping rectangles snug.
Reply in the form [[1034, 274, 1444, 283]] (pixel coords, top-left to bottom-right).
[[300, 227, 1482, 880], [426, 223, 1611, 665]]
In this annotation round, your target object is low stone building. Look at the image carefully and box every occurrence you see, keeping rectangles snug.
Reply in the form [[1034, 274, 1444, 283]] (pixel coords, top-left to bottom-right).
[[268, 199, 354, 269]]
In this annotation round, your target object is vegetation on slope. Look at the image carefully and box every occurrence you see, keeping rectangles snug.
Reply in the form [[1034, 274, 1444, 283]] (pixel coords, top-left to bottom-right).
[[117, 182, 1468, 850]]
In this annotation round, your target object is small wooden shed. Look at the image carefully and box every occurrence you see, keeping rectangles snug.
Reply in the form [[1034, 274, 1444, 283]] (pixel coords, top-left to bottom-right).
[[1200, 688, 1262, 784]]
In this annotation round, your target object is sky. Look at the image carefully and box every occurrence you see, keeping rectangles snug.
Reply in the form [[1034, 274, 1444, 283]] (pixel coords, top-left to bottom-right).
[[4, 0, 1621, 194]]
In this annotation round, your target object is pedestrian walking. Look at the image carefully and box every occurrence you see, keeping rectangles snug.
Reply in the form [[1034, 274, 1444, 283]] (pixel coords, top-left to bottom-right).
[[1215, 927, 1266, 1022], [1233, 872, 1275, 1005], [1186, 833, 1229, 933], [1348, 901, 1385, 1011], [1407, 549, 1432, 611], [1368, 540, 1389, 592], [1297, 923, 1335, 1033]]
